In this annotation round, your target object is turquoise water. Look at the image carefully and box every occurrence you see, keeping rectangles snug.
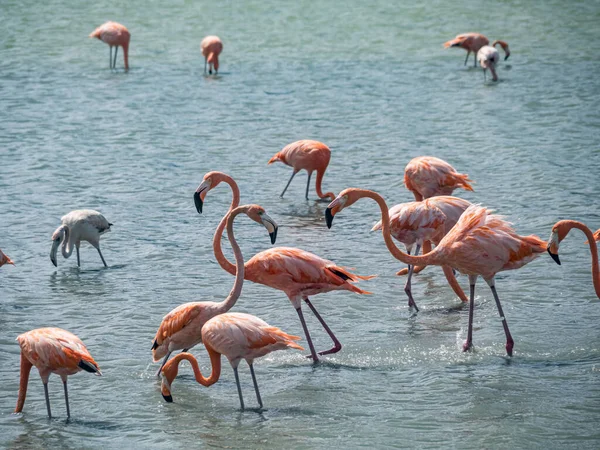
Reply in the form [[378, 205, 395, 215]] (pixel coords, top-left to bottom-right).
[[1, 0, 600, 448]]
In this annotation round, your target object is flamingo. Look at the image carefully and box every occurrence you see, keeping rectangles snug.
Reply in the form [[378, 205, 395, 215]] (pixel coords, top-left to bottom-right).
[[194, 171, 374, 362], [201, 36, 223, 75], [1, 249, 14, 267], [477, 46, 500, 81], [444, 33, 510, 67], [161, 312, 303, 409], [547, 221, 600, 299], [371, 196, 472, 309], [89, 21, 130, 71], [267, 140, 336, 201], [14, 327, 101, 418], [50, 210, 112, 268], [152, 204, 278, 376], [326, 189, 549, 356]]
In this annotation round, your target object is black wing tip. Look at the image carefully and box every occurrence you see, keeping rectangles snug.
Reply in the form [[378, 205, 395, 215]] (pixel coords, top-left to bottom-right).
[[328, 267, 352, 281], [78, 359, 99, 374]]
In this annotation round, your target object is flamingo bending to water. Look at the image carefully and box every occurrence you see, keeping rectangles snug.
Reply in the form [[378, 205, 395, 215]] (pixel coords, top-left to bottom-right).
[[444, 33, 510, 67], [152, 204, 277, 376], [267, 140, 336, 201], [161, 312, 303, 409], [547, 221, 600, 299], [1, 249, 14, 267], [89, 21, 130, 71], [371, 196, 472, 309], [201, 36, 223, 74], [50, 210, 112, 268], [14, 328, 101, 418], [326, 189, 548, 356], [194, 171, 374, 362]]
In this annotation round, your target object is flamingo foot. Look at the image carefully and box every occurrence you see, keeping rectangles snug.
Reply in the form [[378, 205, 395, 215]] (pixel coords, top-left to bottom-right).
[[462, 341, 473, 352], [506, 340, 514, 357], [316, 342, 342, 356]]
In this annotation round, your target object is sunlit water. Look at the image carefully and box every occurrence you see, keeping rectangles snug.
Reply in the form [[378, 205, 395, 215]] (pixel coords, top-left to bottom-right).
[[1, 0, 600, 448]]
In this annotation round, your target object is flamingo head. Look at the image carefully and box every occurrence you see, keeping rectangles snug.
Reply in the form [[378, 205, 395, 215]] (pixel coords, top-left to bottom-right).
[[325, 188, 363, 229], [242, 204, 278, 244], [194, 171, 230, 214], [0, 250, 14, 267], [547, 221, 572, 265], [492, 40, 510, 60], [160, 358, 181, 403], [50, 225, 68, 267]]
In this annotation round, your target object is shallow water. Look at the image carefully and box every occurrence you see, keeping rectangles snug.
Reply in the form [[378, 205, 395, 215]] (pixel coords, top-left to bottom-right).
[[1, 0, 600, 448]]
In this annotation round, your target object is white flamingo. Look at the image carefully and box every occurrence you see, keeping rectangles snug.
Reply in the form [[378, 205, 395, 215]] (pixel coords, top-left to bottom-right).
[[50, 210, 112, 268], [477, 45, 500, 81]]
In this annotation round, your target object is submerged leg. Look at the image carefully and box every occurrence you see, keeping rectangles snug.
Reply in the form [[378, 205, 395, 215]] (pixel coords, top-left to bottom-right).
[[97, 247, 108, 267], [404, 244, 421, 311], [295, 307, 319, 362], [464, 51, 470, 66], [155, 351, 172, 377], [43, 382, 52, 418], [204, 58, 207, 74], [473, 53, 478, 67], [109, 46, 113, 69], [76, 244, 81, 267], [305, 172, 312, 200], [249, 363, 263, 409], [280, 170, 298, 198], [233, 367, 245, 410], [304, 298, 341, 356], [463, 275, 477, 352], [63, 380, 70, 418], [113, 46, 118, 70], [488, 282, 514, 356]]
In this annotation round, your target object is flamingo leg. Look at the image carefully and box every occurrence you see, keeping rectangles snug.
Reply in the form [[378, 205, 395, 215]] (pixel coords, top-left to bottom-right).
[[483, 69, 487, 82], [473, 53, 478, 67], [233, 367, 245, 410], [155, 351, 172, 377], [463, 275, 478, 352], [404, 244, 421, 311], [113, 46, 118, 70], [280, 170, 298, 198], [109, 46, 113, 69], [489, 284, 514, 356], [295, 307, 319, 362], [76, 244, 81, 267], [304, 298, 342, 356], [63, 380, 70, 418], [204, 58, 207, 74], [464, 51, 470, 66], [43, 382, 52, 418], [249, 363, 263, 409], [97, 247, 108, 267], [305, 172, 312, 200]]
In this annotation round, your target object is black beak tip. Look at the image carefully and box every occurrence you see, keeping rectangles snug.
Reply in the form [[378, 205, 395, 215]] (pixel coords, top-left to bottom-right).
[[547, 247, 561, 265], [50, 257, 57, 267], [325, 208, 334, 229], [504, 55, 509, 61], [269, 227, 278, 245], [162, 394, 173, 403], [193, 192, 203, 214]]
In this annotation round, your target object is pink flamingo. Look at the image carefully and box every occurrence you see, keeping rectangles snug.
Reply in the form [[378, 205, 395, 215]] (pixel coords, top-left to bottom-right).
[[161, 312, 303, 409], [14, 328, 101, 418], [371, 196, 472, 309], [201, 36, 223, 75], [1, 249, 14, 267], [152, 204, 277, 376], [89, 22, 130, 71], [547, 221, 600, 299], [267, 140, 336, 201], [444, 33, 510, 67], [194, 171, 374, 362], [326, 189, 549, 356]]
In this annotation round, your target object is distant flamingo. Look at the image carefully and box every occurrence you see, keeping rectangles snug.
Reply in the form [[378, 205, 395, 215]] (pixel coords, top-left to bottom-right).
[[50, 210, 112, 268], [194, 171, 373, 362], [1, 249, 14, 267], [14, 327, 101, 418], [89, 21, 130, 71], [201, 36, 223, 74], [267, 140, 336, 201], [477, 46, 500, 81], [161, 312, 303, 409], [371, 196, 472, 309], [444, 34, 510, 67], [547, 221, 600, 299], [152, 204, 277, 376], [326, 189, 548, 356]]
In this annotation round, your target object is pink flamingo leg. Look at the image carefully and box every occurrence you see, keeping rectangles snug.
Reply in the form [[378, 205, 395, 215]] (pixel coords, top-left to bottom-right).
[[305, 172, 312, 200], [280, 170, 298, 198], [488, 284, 514, 356], [304, 298, 342, 356], [113, 46, 118, 69], [463, 275, 477, 352], [295, 307, 319, 362], [249, 364, 263, 409], [404, 244, 421, 311], [233, 367, 245, 410]]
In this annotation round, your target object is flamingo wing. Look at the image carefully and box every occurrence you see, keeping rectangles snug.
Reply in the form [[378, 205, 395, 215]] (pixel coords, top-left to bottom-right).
[[152, 302, 203, 348]]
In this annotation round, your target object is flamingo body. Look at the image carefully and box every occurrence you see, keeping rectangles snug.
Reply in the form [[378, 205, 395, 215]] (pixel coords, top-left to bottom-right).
[[404, 156, 473, 201], [444, 33, 490, 66], [201, 35, 223, 74], [89, 21, 130, 70], [477, 46, 500, 81]]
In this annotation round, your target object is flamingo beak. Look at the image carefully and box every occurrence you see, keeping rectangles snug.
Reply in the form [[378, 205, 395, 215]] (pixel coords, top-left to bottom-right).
[[50, 238, 60, 267], [162, 393, 173, 403], [194, 180, 211, 214], [547, 247, 561, 265], [193, 191, 203, 214], [261, 214, 278, 244], [161, 375, 173, 402], [325, 207, 334, 229]]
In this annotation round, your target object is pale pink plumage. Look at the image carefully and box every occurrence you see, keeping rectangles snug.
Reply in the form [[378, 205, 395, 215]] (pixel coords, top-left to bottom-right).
[[404, 156, 473, 201], [201, 35, 223, 74], [89, 21, 130, 71], [444, 33, 490, 66]]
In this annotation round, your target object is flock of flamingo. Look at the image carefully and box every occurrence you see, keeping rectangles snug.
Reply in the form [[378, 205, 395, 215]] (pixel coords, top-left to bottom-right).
[[3, 22, 600, 419]]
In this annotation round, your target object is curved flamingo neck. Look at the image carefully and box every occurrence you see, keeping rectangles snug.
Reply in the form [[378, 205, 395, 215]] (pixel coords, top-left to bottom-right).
[[357, 189, 437, 266], [170, 350, 221, 387], [560, 220, 600, 298], [215, 206, 246, 314], [213, 176, 240, 276], [316, 169, 335, 200], [14, 352, 33, 413]]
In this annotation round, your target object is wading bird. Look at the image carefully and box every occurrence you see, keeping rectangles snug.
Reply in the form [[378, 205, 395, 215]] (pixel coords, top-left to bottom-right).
[[50, 210, 112, 268], [1, 249, 14, 267], [161, 312, 303, 409], [14, 327, 101, 418], [444, 33, 510, 67], [152, 204, 277, 376], [194, 171, 374, 363], [326, 189, 548, 356], [267, 140, 336, 201], [478, 46, 500, 81], [371, 196, 472, 309], [201, 35, 223, 74], [547, 221, 600, 299], [89, 21, 130, 71]]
